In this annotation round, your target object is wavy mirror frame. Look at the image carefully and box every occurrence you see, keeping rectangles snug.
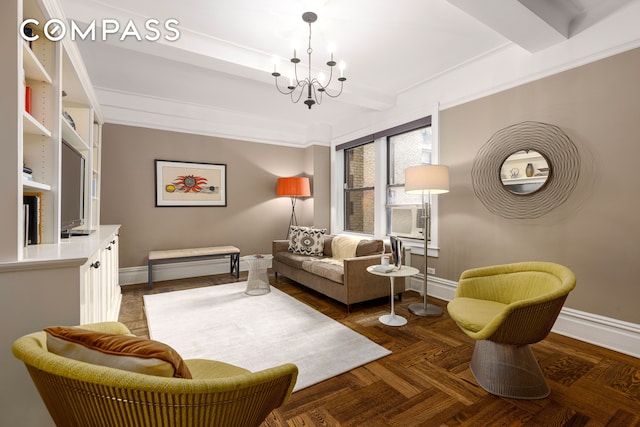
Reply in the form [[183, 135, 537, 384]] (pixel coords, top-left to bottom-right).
[[471, 121, 580, 219]]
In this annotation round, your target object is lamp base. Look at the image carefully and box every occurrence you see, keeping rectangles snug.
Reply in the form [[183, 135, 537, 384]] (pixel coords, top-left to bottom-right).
[[408, 303, 443, 317]]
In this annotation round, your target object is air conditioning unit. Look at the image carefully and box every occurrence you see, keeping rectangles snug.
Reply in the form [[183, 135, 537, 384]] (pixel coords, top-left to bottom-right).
[[389, 205, 426, 240]]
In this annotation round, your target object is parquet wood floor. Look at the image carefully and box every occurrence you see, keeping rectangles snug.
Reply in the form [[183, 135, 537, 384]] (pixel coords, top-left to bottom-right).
[[118, 272, 640, 427]]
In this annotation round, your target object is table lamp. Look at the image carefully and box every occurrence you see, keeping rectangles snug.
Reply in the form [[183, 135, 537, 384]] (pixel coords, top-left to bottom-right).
[[276, 177, 311, 238], [404, 165, 450, 317]]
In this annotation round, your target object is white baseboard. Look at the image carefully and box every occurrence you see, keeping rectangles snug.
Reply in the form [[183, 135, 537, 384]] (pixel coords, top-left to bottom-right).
[[119, 258, 260, 287], [407, 275, 640, 359], [120, 264, 639, 359]]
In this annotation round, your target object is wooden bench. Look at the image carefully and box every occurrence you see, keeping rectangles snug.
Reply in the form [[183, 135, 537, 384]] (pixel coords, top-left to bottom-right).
[[147, 246, 240, 289]]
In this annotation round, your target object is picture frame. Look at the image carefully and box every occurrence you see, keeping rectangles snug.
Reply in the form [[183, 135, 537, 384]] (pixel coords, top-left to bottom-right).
[[155, 160, 227, 207]]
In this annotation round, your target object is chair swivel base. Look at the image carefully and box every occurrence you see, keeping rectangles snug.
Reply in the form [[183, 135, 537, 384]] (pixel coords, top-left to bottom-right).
[[470, 340, 550, 399]]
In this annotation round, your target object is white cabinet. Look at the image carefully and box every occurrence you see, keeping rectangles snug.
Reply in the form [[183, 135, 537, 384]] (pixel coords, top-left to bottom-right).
[[0, 225, 121, 427], [81, 250, 100, 324], [81, 234, 121, 324]]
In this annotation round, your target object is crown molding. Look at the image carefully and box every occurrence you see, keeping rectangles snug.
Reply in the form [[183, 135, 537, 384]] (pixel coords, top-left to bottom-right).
[[96, 87, 326, 147]]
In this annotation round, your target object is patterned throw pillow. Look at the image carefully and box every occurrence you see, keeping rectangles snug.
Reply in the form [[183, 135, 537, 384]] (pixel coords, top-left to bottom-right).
[[288, 226, 326, 255]]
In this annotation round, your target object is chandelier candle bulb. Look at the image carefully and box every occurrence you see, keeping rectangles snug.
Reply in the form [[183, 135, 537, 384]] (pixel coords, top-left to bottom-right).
[[328, 44, 336, 65]]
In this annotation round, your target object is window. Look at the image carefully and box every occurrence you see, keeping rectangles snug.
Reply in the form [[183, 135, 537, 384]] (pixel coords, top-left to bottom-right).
[[335, 115, 437, 243], [344, 143, 375, 234], [387, 126, 433, 207]]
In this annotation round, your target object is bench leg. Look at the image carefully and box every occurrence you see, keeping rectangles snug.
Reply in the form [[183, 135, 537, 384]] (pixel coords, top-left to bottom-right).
[[148, 261, 154, 290], [230, 253, 240, 278]]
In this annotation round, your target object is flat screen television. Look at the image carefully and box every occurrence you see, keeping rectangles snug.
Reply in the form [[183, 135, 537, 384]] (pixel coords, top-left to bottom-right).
[[60, 140, 86, 236]]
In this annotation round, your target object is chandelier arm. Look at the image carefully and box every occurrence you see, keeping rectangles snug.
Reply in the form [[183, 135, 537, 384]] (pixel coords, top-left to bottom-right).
[[292, 61, 302, 87], [290, 83, 307, 103], [321, 80, 345, 98], [314, 85, 323, 105], [317, 64, 334, 90], [273, 76, 295, 95]]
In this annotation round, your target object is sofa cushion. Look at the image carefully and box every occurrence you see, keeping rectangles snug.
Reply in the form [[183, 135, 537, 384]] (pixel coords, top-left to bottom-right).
[[275, 251, 323, 270], [301, 260, 344, 284], [45, 326, 192, 378], [356, 239, 384, 257], [288, 226, 326, 255], [323, 235, 334, 257]]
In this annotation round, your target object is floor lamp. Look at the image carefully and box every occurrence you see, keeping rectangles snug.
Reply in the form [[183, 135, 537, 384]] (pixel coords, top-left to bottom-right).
[[276, 177, 311, 238], [404, 165, 450, 317]]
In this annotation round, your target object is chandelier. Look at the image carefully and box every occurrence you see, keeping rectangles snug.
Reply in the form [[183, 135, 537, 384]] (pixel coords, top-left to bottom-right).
[[271, 12, 346, 109]]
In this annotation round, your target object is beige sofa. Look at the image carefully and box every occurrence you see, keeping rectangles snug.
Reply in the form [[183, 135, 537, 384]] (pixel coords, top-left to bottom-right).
[[272, 235, 405, 310]]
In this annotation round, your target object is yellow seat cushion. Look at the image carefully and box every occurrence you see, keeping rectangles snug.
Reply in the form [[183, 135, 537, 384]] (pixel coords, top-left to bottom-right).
[[448, 297, 507, 333], [185, 359, 250, 379]]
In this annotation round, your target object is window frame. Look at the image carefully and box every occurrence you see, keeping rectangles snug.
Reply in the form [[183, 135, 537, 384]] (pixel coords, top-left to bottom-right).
[[343, 142, 376, 234], [332, 111, 442, 257], [385, 125, 433, 236]]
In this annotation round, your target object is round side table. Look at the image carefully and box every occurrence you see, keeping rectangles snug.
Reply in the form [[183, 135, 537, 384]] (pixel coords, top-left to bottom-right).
[[367, 265, 419, 326], [243, 254, 273, 295]]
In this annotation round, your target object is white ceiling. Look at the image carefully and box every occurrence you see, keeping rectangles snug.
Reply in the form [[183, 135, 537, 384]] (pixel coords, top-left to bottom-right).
[[59, 0, 640, 145]]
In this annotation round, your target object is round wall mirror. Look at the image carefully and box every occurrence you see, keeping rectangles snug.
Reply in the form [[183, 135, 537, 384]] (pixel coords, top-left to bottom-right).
[[500, 150, 550, 195], [471, 121, 580, 219]]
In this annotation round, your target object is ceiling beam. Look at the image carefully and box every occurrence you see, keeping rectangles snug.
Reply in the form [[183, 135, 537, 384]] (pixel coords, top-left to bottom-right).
[[446, 0, 568, 53]]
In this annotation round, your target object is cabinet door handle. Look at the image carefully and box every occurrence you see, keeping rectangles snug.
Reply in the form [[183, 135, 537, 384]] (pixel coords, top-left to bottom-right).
[[111, 240, 116, 244], [91, 260, 101, 269], [106, 245, 112, 250]]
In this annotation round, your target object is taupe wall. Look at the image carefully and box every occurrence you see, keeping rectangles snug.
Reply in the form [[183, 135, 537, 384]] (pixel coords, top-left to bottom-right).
[[101, 124, 330, 268], [307, 145, 331, 229], [430, 47, 640, 324]]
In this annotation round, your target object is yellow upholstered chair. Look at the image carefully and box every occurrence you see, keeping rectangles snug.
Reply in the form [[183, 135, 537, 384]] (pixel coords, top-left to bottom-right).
[[447, 262, 576, 399], [13, 321, 298, 427]]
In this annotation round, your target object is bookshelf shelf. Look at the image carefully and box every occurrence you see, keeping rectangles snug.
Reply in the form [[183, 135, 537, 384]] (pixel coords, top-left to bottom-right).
[[61, 114, 90, 151], [23, 180, 51, 191], [22, 111, 52, 137], [22, 40, 52, 84]]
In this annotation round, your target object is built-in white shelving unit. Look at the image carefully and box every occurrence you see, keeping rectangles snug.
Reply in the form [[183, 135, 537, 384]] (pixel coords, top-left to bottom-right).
[[0, 0, 114, 425]]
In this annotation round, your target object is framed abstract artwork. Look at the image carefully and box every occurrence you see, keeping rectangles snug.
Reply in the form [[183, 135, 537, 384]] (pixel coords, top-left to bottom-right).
[[155, 160, 227, 207]]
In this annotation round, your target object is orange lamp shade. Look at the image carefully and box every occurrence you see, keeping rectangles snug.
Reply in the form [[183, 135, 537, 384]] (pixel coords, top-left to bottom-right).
[[276, 177, 311, 197]]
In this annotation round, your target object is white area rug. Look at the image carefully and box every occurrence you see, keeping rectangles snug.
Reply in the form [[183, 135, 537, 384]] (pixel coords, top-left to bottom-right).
[[143, 282, 391, 391]]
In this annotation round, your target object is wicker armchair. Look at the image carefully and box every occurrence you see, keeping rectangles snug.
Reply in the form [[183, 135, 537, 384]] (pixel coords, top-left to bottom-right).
[[12, 321, 298, 427], [447, 262, 576, 399]]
